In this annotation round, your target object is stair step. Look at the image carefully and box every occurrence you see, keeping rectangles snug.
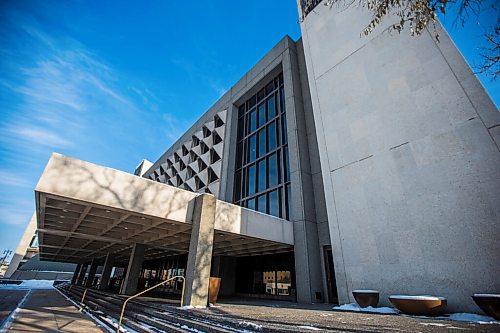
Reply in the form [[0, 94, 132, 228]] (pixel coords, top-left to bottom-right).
[[58, 284, 243, 333]]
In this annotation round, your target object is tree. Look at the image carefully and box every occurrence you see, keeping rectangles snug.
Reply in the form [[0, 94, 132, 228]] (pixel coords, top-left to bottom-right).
[[301, 0, 499, 78]]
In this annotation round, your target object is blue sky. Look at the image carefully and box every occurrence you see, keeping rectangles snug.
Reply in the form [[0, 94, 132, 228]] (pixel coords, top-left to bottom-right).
[[0, 0, 498, 259]]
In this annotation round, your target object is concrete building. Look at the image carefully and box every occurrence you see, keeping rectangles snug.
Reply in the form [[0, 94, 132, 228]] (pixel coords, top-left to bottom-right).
[[4, 213, 76, 280], [18, 1, 498, 312]]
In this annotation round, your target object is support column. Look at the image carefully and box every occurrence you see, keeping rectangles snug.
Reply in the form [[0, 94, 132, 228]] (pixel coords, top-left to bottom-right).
[[120, 243, 145, 295], [85, 258, 98, 288], [76, 263, 88, 286], [98, 253, 115, 290], [183, 194, 216, 307], [71, 263, 82, 284]]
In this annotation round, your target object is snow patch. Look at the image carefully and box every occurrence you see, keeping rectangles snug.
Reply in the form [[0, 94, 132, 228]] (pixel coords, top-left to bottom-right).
[[333, 303, 399, 314], [448, 313, 500, 324], [179, 305, 206, 310], [0, 280, 54, 290], [180, 324, 206, 333], [420, 322, 448, 327], [473, 294, 500, 298], [298, 325, 321, 330], [389, 295, 446, 301], [238, 321, 263, 330]]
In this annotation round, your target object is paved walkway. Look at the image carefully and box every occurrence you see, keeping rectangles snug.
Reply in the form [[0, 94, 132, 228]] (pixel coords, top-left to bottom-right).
[[1, 289, 103, 332], [0, 290, 28, 327], [186, 299, 500, 332]]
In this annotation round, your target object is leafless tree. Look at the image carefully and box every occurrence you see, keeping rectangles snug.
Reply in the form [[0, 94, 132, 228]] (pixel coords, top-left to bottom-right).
[[301, 0, 499, 78]]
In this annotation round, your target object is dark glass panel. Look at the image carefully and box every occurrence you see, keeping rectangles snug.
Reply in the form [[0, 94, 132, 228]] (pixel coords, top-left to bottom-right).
[[269, 190, 279, 217], [238, 104, 245, 118], [258, 103, 266, 127], [248, 95, 257, 109], [279, 86, 285, 113], [248, 109, 257, 134], [267, 95, 276, 120], [258, 128, 266, 158], [268, 153, 278, 188], [265, 81, 274, 95], [234, 171, 242, 201], [247, 198, 255, 210], [283, 147, 290, 182], [286, 184, 291, 220], [279, 73, 284, 85], [281, 114, 288, 144], [248, 135, 256, 162], [236, 142, 243, 168], [237, 116, 245, 141], [248, 165, 256, 196], [257, 194, 267, 213], [268, 121, 277, 151], [257, 159, 266, 192], [257, 88, 265, 102]]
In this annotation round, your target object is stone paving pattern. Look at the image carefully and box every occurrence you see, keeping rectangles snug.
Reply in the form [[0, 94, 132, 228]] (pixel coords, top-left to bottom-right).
[[2, 289, 103, 332], [187, 299, 500, 333]]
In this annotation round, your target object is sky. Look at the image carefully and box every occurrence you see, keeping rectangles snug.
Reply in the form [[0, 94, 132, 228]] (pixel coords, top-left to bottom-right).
[[0, 0, 498, 260]]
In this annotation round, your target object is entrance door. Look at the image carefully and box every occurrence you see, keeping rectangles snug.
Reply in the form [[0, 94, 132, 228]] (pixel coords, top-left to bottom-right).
[[323, 246, 338, 304]]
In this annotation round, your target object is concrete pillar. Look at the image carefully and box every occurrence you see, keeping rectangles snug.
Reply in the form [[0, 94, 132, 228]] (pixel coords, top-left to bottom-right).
[[76, 263, 88, 286], [71, 263, 82, 284], [98, 253, 115, 291], [182, 194, 216, 307], [120, 243, 146, 295], [85, 258, 98, 288]]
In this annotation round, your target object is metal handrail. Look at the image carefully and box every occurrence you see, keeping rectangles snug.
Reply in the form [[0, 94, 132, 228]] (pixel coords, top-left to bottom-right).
[[81, 288, 89, 304], [117, 275, 186, 333]]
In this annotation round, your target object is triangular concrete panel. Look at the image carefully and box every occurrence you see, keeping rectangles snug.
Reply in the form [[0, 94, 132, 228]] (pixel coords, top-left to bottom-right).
[[213, 142, 224, 157], [211, 160, 222, 177], [208, 181, 220, 197], [205, 120, 215, 132]]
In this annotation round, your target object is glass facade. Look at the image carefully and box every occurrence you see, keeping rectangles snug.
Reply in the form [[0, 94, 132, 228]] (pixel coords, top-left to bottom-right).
[[233, 73, 290, 219]]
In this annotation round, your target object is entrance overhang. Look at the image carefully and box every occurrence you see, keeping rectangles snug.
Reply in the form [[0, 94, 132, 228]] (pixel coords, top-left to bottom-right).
[[35, 153, 294, 264]]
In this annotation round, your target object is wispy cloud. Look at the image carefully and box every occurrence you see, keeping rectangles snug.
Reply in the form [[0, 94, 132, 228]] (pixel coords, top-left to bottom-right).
[[0, 15, 191, 237], [12, 127, 73, 148], [0, 171, 34, 189]]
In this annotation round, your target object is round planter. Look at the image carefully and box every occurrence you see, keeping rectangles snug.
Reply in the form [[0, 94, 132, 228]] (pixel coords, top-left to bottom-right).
[[389, 295, 447, 316], [472, 294, 500, 320], [352, 290, 379, 308]]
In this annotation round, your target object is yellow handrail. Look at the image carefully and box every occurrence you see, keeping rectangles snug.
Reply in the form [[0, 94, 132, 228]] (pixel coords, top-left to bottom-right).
[[117, 275, 185, 333], [81, 288, 89, 304]]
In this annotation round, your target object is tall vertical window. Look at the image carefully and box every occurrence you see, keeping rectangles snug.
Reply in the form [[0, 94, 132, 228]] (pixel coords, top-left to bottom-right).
[[233, 73, 290, 219]]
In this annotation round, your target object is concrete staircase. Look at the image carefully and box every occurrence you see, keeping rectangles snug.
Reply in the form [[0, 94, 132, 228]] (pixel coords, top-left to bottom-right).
[[57, 284, 251, 333]]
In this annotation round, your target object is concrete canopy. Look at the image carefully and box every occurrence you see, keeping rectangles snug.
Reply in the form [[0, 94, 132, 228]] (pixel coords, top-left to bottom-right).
[[35, 153, 294, 264]]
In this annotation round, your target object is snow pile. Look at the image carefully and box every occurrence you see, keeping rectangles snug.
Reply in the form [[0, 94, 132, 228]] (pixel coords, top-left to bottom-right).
[[180, 325, 205, 333], [389, 295, 446, 301], [333, 303, 399, 314], [298, 325, 321, 331], [448, 313, 499, 325], [473, 294, 500, 298], [238, 321, 263, 330], [179, 305, 207, 310], [0, 280, 54, 289]]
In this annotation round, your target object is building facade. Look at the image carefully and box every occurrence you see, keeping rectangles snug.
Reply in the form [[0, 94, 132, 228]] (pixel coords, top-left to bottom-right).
[[16, 1, 499, 312]]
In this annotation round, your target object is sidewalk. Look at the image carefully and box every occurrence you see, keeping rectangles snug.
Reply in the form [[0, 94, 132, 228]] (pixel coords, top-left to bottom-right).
[[2, 288, 103, 332]]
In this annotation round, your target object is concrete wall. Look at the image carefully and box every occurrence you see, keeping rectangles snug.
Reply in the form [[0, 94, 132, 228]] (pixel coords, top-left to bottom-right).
[[141, 36, 329, 303], [4, 213, 37, 278], [10, 270, 73, 280], [298, 2, 500, 312]]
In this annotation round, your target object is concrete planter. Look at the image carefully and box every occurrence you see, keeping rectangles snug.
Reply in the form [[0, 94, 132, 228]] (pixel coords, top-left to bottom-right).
[[352, 290, 379, 308], [389, 295, 447, 316], [472, 294, 500, 320]]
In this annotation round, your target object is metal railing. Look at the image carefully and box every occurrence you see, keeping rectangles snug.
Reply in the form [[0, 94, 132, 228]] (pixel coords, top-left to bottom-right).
[[117, 275, 186, 333]]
